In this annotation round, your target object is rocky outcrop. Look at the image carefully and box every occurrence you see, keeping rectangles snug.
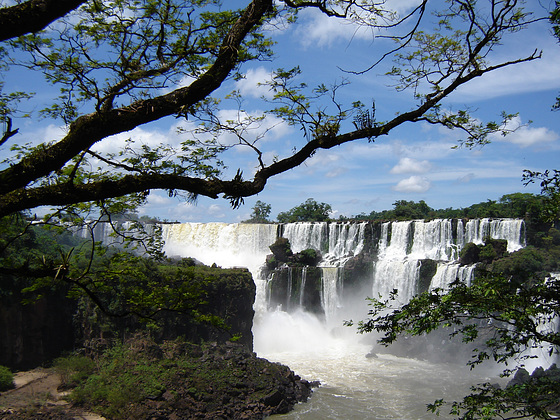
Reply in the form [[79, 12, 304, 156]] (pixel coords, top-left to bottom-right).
[[0, 338, 319, 420], [114, 339, 318, 420]]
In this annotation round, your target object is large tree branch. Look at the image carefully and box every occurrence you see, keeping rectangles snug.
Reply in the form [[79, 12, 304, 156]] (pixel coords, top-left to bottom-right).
[[0, 0, 87, 42], [0, 0, 273, 196], [0, 44, 541, 218]]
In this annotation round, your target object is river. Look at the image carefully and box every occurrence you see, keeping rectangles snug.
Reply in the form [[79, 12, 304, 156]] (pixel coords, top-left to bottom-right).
[[254, 310, 503, 420]]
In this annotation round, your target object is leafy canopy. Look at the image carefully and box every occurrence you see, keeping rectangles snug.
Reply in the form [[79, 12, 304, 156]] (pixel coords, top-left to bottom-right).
[[277, 198, 332, 222], [0, 0, 547, 221]]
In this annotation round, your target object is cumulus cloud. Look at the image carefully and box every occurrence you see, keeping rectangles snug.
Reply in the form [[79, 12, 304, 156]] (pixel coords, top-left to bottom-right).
[[235, 67, 274, 99], [293, 0, 423, 47], [390, 157, 431, 174], [392, 175, 431, 193], [491, 116, 559, 148]]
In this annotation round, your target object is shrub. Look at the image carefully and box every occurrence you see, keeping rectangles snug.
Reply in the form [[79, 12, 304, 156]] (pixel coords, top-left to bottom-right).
[[53, 354, 95, 389], [0, 365, 15, 392]]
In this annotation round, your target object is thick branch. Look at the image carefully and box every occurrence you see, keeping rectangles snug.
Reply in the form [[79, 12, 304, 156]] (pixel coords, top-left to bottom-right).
[[0, 0, 87, 42], [0, 173, 263, 217], [0, 43, 541, 218], [0, 0, 273, 196]]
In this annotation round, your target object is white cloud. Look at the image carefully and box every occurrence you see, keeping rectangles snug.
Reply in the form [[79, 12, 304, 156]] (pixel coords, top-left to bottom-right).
[[295, 11, 372, 47], [454, 173, 476, 184], [235, 67, 274, 99], [293, 0, 423, 47], [452, 34, 560, 101], [147, 193, 172, 206], [392, 175, 431, 193], [491, 116, 559, 148], [92, 124, 182, 155], [208, 204, 226, 218], [390, 157, 431, 174]]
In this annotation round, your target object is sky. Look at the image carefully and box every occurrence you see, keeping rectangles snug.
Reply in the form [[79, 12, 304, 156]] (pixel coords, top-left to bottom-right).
[[1, 0, 560, 223]]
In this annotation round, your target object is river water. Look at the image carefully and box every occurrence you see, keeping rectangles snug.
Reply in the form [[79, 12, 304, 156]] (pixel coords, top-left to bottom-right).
[[254, 310, 503, 420]]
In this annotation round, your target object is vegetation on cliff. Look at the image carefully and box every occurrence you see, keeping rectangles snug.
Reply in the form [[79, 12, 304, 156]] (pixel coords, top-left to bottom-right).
[[58, 337, 314, 420]]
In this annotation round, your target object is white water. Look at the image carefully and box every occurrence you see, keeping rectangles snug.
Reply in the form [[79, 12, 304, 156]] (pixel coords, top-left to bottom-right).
[[155, 219, 528, 418], [459, 218, 525, 252]]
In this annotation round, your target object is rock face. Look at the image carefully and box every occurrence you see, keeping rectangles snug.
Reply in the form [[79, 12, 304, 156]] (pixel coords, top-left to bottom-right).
[[0, 290, 76, 370], [1, 266, 256, 369], [75, 266, 257, 354]]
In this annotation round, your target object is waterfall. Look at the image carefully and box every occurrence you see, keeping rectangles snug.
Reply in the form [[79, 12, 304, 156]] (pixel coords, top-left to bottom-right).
[[76, 218, 526, 320], [460, 218, 525, 252], [372, 259, 422, 303], [325, 222, 366, 262], [430, 263, 475, 290], [409, 219, 457, 260], [286, 267, 293, 312], [281, 222, 328, 254], [299, 267, 307, 308], [371, 218, 524, 304], [320, 267, 342, 323], [161, 222, 278, 271]]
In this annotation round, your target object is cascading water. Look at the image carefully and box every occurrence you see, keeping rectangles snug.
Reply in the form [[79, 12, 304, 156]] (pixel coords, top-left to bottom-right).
[[101, 218, 531, 418], [161, 222, 278, 314], [459, 218, 525, 252]]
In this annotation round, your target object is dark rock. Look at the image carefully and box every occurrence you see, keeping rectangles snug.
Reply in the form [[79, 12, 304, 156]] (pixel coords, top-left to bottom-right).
[[507, 367, 533, 387], [269, 237, 293, 263]]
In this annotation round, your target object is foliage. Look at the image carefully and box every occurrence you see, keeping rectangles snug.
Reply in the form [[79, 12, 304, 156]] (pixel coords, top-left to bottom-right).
[[524, 170, 560, 222], [352, 193, 546, 222], [277, 198, 332, 222], [0, 365, 14, 392], [0, 0, 547, 222], [53, 354, 96, 389], [243, 200, 272, 223]]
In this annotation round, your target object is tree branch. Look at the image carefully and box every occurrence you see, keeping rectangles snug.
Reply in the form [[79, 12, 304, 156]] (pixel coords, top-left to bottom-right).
[[0, 0, 87, 42], [0, 0, 273, 196]]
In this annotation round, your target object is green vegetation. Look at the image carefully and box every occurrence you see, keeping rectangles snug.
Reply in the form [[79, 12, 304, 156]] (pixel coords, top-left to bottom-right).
[[0, 365, 14, 392], [277, 198, 332, 223], [59, 337, 307, 419], [352, 193, 544, 221], [243, 200, 272, 223], [53, 355, 96, 390]]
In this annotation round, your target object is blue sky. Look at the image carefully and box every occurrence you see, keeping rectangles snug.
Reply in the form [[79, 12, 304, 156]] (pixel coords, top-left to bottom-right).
[[1, 0, 560, 223]]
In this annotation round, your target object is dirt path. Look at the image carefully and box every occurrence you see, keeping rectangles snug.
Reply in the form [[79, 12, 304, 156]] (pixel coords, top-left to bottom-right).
[[0, 369, 104, 419]]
